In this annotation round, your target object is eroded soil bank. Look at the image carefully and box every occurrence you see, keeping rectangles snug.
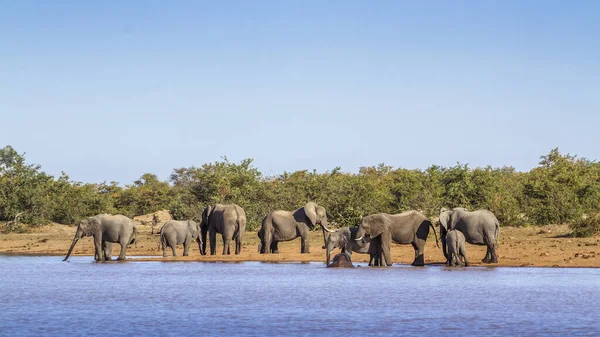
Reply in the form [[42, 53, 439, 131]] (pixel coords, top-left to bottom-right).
[[1, 223, 599, 267]]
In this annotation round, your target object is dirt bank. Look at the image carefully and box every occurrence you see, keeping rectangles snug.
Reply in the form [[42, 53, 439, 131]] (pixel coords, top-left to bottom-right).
[[1, 223, 599, 267]]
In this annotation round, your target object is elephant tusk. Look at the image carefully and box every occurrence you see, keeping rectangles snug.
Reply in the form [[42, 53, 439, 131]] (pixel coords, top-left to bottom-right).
[[355, 236, 363, 241], [320, 224, 335, 233]]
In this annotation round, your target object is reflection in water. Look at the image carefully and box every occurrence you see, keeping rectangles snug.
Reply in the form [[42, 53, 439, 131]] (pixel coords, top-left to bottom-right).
[[1, 256, 600, 336]]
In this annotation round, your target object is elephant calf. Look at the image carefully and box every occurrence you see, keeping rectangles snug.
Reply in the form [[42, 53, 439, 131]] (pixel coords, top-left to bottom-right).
[[327, 252, 354, 268], [446, 229, 469, 267], [160, 220, 202, 257], [322, 226, 371, 265]]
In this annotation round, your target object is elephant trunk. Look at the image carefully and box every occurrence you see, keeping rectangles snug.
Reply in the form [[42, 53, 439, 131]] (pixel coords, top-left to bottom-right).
[[326, 240, 335, 265], [196, 237, 203, 255], [200, 226, 208, 255], [320, 223, 334, 249], [441, 231, 448, 259], [63, 237, 79, 261], [354, 227, 366, 242], [319, 219, 331, 248]]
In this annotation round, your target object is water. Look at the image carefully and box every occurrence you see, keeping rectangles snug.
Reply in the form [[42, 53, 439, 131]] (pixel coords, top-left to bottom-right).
[[1, 256, 599, 336]]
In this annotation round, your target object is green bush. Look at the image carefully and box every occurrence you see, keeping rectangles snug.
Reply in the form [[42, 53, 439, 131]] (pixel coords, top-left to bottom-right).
[[2, 145, 600, 232], [570, 214, 600, 237]]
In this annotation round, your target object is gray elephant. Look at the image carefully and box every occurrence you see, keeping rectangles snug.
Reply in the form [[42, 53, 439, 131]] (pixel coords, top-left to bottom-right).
[[439, 207, 499, 263], [159, 220, 202, 257], [259, 202, 328, 254], [322, 226, 371, 265], [63, 214, 137, 262], [445, 229, 469, 267], [327, 251, 355, 268], [201, 204, 246, 255], [354, 210, 439, 267]]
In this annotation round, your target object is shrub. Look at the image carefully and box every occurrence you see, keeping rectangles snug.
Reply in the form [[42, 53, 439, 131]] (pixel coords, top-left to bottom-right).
[[570, 214, 600, 237]]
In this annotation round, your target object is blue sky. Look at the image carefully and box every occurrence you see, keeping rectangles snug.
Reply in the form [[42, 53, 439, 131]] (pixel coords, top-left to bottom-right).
[[1, 1, 599, 184]]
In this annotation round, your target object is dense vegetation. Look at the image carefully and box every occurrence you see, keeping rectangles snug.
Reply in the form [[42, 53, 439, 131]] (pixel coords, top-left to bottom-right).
[[2, 145, 600, 236]]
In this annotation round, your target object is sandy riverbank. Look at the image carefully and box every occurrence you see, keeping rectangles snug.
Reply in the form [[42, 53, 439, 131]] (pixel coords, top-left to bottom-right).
[[1, 223, 599, 267]]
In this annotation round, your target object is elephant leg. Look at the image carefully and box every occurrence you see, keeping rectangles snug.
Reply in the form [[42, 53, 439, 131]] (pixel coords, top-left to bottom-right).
[[93, 235, 104, 262], [183, 238, 190, 256], [170, 238, 177, 257], [263, 234, 272, 254], [222, 237, 231, 255], [299, 227, 310, 254], [489, 242, 498, 263], [201, 228, 208, 255], [103, 241, 113, 261], [440, 231, 448, 259], [161, 238, 167, 257], [271, 241, 279, 254], [411, 240, 425, 267], [482, 245, 491, 263], [380, 233, 392, 266], [462, 250, 470, 267], [235, 235, 242, 255], [209, 230, 217, 255], [117, 243, 127, 261]]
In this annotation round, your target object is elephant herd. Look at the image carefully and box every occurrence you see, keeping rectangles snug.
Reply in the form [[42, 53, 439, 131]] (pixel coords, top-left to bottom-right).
[[63, 202, 501, 267]]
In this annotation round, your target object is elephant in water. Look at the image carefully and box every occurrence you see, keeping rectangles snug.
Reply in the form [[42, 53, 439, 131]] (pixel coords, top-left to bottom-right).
[[160, 220, 202, 257], [63, 214, 137, 262], [354, 210, 439, 267], [201, 204, 246, 255], [445, 229, 469, 267], [327, 251, 355, 268], [258, 202, 328, 254], [322, 226, 371, 265], [439, 207, 499, 263]]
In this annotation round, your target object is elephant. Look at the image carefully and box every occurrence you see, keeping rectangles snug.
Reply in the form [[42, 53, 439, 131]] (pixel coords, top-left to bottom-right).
[[159, 220, 202, 257], [445, 229, 469, 267], [354, 210, 439, 267], [321, 226, 371, 265], [201, 204, 246, 255], [63, 214, 137, 262], [258, 202, 328, 254], [439, 207, 500, 263], [327, 251, 355, 268]]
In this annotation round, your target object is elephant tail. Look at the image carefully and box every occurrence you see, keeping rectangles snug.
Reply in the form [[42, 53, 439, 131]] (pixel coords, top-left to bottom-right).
[[427, 220, 440, 248], [130, 227, 137, 247], [233, 205, 244, 239], [494, 220, 500, 246], [159, 229, 166, 251]]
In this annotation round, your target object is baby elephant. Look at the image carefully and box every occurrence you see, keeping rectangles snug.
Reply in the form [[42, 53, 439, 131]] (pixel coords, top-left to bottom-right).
[[160, 220, 203, 257], [446, 229, 469, 267], [327, 251, 355, 268], [322, 226, 371, 265]]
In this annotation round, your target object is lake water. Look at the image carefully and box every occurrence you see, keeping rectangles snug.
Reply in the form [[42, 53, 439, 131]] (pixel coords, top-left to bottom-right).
[[1, 256, 599, 336]]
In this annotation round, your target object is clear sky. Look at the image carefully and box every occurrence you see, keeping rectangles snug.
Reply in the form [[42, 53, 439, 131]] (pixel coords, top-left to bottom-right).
[[1, 1, 599, 184]]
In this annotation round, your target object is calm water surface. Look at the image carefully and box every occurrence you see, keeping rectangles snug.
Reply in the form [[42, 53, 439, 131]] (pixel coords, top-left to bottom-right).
[[1, 256, 599, 336]]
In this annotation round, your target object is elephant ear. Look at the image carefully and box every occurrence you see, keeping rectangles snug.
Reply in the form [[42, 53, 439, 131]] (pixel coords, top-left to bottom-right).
[[367, 215, 389, 238], [316, 206, 327, 224], [201, 206, 213, 226], [188, 220, 199, 237], [303, 202, 318, 227], [439, 210, 450, 232], [82, 217, 100, 236]]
